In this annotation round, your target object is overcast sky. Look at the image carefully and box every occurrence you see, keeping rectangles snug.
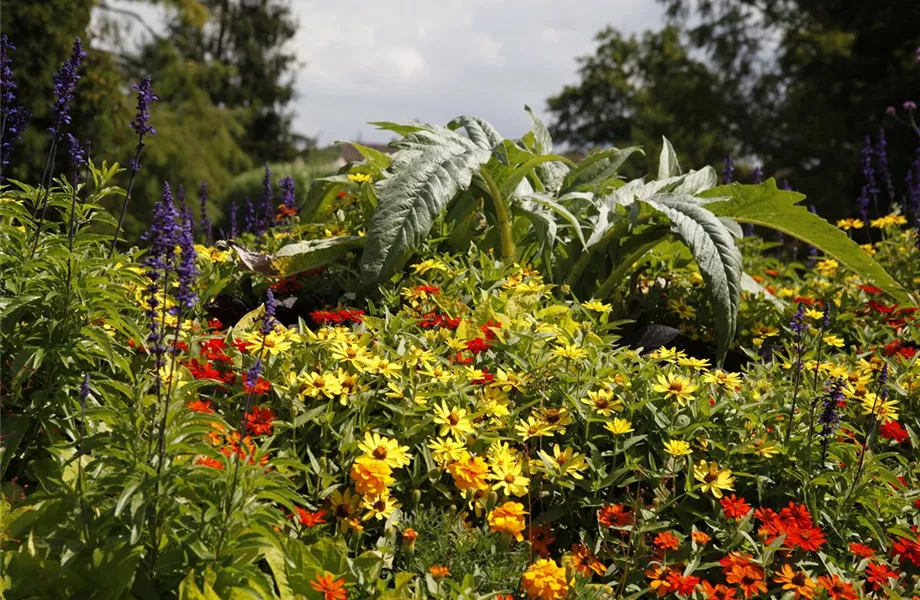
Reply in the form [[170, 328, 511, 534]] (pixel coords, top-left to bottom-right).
[[105, 0, 665, 146]]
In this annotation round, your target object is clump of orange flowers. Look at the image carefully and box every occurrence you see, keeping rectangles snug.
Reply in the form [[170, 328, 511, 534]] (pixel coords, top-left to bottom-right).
[[349, 456, 395, 495], [521, 559, 569, 600], [310, 571, 347, 600], [488, 501, 527, 541]]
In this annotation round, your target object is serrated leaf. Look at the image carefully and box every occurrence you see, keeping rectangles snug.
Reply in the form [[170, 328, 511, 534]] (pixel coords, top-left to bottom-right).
[[360, 126, 492, 285], [272, 236, 365, 276], [333, 141, 392, 171], [642, 194, 742, 365], [705, 179, 910, 302], [524, 105, 552, 154], [370, 121, 426, 136], [658, 136, 681, 179], [519, 193, 587, 249], [447, 115, 503, 149], [562, 147, 642, 192]]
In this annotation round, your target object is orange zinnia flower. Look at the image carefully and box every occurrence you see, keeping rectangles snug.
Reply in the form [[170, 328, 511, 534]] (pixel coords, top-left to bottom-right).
[[701, 581, 738, 600], [310, 572, 347, 600], [816, 574, 858, 600], [692, 531, 712, 545], [726, 564, 766, 598], [429, 565, 450, 578], [569, 543, 605, 578]]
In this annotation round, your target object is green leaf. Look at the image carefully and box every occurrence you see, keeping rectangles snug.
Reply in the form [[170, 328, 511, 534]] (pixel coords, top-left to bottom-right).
[[524, 105, 552, 154], [658, 136, 681, 179], [334, 141, 392, 171], [272, 236, 365, 277], [301, 174, 351, 221], [705, 179, 910, 302], [370, 121, 426, 136], [562, 147, 642, 192], [447, 115, 503, 149], [642, 194, 742, 364], [519, 193, 587, 249], [359, 125, 492, 285]]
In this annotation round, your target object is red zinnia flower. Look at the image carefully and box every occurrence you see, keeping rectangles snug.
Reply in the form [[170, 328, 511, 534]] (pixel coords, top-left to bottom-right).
[[244, 406, 275, 436], [864, 562, 899, 590], [720, 494, 752, 520], [598, 504, 633, 528], [465, 337, 490, 354], [665, 571, 700, 596], [849, 542, 875, 559], [701, 581, 738, 600], [187, 399, 215, 413], [816, 574, 857, 600], [243, 375, 271, 395], [196, 456, 223, 470], [653, 531, 680, 551], [879, 420, 909, 443], [294, 507, 327, 527]]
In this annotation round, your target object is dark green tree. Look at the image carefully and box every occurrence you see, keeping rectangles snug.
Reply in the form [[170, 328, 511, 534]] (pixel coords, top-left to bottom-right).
[[547, 26, 740, 175]]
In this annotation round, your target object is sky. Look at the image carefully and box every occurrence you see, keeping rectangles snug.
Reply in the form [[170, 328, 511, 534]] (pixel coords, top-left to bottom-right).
[[103, 0, 666, 146]]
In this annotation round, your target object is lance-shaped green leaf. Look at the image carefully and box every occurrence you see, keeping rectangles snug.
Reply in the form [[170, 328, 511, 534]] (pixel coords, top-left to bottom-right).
[[704, 179, 910, 302], [334, 140, 393, 171], [447, 115, 504, 150], [658, 136, 681, 179], [302, 174, 351, 221], [562, 147, 642, 193], [642, 194, 743, 365], [359, 126, 492, 285], [518, 192, 588, 249]]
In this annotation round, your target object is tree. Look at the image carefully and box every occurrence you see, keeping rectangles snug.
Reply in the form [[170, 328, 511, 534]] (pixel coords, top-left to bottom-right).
[[547, 26, 740, 176], [164, 0, 307, 163]]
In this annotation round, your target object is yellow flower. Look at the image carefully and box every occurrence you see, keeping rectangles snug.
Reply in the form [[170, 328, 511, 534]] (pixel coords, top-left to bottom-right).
[[678, 356, 710, 372], [329, 342, 371, 368], [582, 300, 611, 312], [753, 440, 781, 458], [479, 387, 511, 421], [299, 371, 343, 401], [538, 444, 587, 479], [194, 244, 232, 262], [551, 342, 588, 361], [487, 501, 527, 541], [514, 416, 552, 441], [349, 456, 394, 496], [537, 407, 572, 433], [521, 559, 569, 600], [822, 334, 845, 348], [361, 493, 401, 521], [701, 369, 742, 391], [432, 401, 474, 439], [427, 437, 469, 466], [816, 259, 839, 276], [836, 218, 864, 230], [419, 364, 454, 383], [648, 346, 686, 363], [357, 432, 412, 469], [605, 418, 634, 436], [363, 356, 402, 378], [580, 388, 625, 416], [749, 323, 780, 339], [693, 460, 735, 498], [652, 373, 698, 406], [347, 172, 373, 183], [411, 258, 449, 275], [663, 440, 692, 457], [490, 461, 530, 497], [860, 243, 877, 256], [869, 213, 907, 229], [804, 307, 824, 320], [668, 299, 696, 319], [860, 394, 899, 421], [239, 327, 298, 356], [326, 488, 360, 523]]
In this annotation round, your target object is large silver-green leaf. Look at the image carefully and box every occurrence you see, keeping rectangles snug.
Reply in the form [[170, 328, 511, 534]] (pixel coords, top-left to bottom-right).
[[704, 179, 910, 302], [519, 192, 587, 249], [642, 194, 743, 365], [523, 106, 569, 192], [224, 236, 364, 277], [562, 147, 642, 193], [658, 136, 681, 179], [360, 125, 492, 285], [447, 116, 503, 150]]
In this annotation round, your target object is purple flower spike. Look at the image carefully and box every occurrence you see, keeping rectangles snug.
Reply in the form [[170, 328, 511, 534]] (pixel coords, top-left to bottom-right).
[[172, 215, 199, 313], [199, 181, 211, 244], [49, 38, 86, 138], [1, 35, 29, 177], [66, 134, 86, 185], [130, 74, 157, 138], [722, 155, 734, 184], [876, 129, 894, 203]]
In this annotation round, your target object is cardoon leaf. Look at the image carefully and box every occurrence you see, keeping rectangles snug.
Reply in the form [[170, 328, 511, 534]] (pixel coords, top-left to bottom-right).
[[658, 136, 681, 179]]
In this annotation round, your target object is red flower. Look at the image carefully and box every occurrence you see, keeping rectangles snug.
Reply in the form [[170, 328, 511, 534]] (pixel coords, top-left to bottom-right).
[[244, 406, 275, 436], [816, 575, 858, 600], [196, 456, 223, 470], [479, 319, 501, 340], [207, 318, 224, 330], [653, 531, 680, 551], [701, 581, 738, 600], [186, 358, 222, 381], [243, 374, 271, 395], [270, 275, 306, 293], [665, 571, 700, 596], [849, 542, 875, 559], [293, 507, 327, 527], [879, 420, 909, 443], [867, 300, 897, 315], [187, 399, 215, 413], [754, 503, 825, 552], [310, 308, 364, 325], [891, 532, 920, 568], [597, 504, 633, 528], [465, 337, 490, 354], [414, 285, 440, 294], [859, 285, 883, 295], [418, 312, 461, 330], [864, 562, 899, 590], [720, 494, 752, 520]]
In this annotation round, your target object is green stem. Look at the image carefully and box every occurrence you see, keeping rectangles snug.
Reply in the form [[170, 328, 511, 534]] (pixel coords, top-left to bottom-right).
[[480, 169, 515, 261], [593, 239, 663, 300]]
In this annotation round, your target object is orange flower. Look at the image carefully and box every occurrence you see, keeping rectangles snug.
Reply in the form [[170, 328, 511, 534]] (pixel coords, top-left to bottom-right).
[[447, 456, 490, 491], [692, 531, 712, 545], [817, 574, 858, 600], [429, 565, 450, 578], [701, 581, 738, 600], [726, 564, 766, 598], [294, 507, 326, 527], [653, 531, 680, 551], [773, 564, 816, 599], [310, 572, 347, 600], [195, 456, 223, 469], [349, 456, 394, 495], [598, 503, 633, 528], [522, 559, 569, 600], [487, 501, 527, 541], [645, 566, 672, 597], [568, 543, 605, 578], [402, 528, 419, 542], [527, 524, 556, 558]]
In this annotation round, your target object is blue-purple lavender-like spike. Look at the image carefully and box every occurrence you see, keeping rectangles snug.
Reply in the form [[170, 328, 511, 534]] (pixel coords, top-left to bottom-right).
[[876, 129, 894, 204], [1, 35, 29, 178], [817, 377, 844, 463], [66, 134, 85, 185], [722, 155, 734, 184], [790, 303, 807, 371], [142, 183, 181, 369], [261, 288, 276, 336], [752, 166, 763, 184], [172, 215, 199, 313], [130, 74, 157, 138], [230, 200, 239, 239], [49, 38, 86, 139], [821, 299, 830, 329], [244, 197, 256, 233], [80, 372, 90, 403], [198, 180, 211, 244], [259, 164, 273, 234], [857, 135, 877, 222], [280, 176, 296, 210]]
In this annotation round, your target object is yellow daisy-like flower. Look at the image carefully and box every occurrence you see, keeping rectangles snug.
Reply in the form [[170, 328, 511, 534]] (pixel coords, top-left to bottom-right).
[[347, 172, 373, 183], [329, 342, 371, 368], [815, 259, 839, 276], [701, 369, 742, 391], [605, 418, 634, 436], [693, 460, 735, 498], [537, 407, 572, 433], [822, 334, 845, 348], [582, 299, 611, 312], [479, 387, 511, 421], [419, 364, 454, 383], [804, 307, 824, 320], [678, 356, 710, 372], [870, 213, 907, 229], [860, 394, 899, 421], [538, 444, 587, 479], [836, 218, 864, 230], [357, 432, 412, 469], [652, 373, 699, 406], [490, 461, 530, 497], [580, 388, 625, 416], [361, 493, 401, 521], [326, 487, 360, 523], [363, 356, 402, 379], [514, 416, 553, 441], [648, 346, 686, 363], [299, 371, 343, 401], [411, 258, 449, 275], [447, 455, 490, 491], [427, 437, 469, 466], [521, 559, 570, 600], [663, 439, 692, 457], [668, 299, 697, 320], [239, 327, 298, 357], [551, 342, 588, 361], [432, 401, 474, 439], [487, 501, 527, 541]]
